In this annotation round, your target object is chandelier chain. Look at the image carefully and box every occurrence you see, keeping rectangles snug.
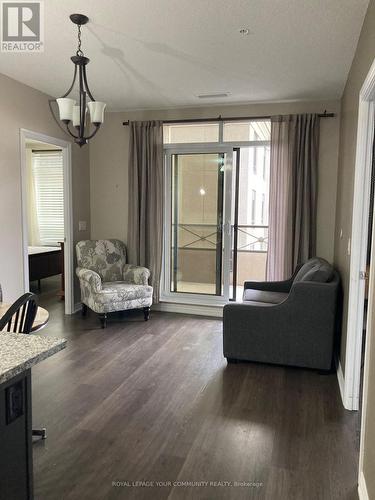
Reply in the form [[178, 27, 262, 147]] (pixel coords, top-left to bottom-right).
[[76, 24, 84, 56]]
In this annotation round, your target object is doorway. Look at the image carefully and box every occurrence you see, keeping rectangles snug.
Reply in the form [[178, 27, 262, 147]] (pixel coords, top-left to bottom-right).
[[20, 129, 73, 315], [343, 58, 375, 412], [359, 128, 375, 411]]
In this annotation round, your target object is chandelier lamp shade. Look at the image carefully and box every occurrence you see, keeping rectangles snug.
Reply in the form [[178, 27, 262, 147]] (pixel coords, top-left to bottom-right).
[[51, 14, 106, 147]]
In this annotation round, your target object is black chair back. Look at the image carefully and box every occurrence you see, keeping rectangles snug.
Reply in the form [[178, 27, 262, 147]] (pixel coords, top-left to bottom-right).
[[0, 293, 38, 334]]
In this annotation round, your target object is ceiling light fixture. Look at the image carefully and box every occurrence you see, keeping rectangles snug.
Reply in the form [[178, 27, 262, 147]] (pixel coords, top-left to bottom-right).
[[239, 28, 250, 35], [49, 14, 106, 147]]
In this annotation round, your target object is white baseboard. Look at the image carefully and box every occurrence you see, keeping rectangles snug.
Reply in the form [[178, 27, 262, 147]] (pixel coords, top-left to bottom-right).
[[72, 302, 222, 318], [358, 471, 369, 500], [336, 357, 358, 411], [153, 301, 223, 318], [336, 358, 346, 407]]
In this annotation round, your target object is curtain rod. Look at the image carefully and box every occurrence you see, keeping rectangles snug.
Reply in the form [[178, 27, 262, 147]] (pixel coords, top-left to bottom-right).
[[31, 149, 62, 152], [122, 111, 334, 126]]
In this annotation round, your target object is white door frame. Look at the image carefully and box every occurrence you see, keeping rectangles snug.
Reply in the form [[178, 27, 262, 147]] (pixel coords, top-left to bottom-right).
[[343, 57, 375, 411], [358, 204, 374, 500], [19, 129, 74, 315]]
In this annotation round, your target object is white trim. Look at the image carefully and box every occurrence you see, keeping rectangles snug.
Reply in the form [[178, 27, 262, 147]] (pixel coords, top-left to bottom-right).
[[358, 471, 370, 500], [344, 57, 375, 411], [164, 140, 270, 150], [335, 358, 349, 409], [19, 129, 74, 315], [358, 178, 375, 489], [153, 301, 223, 318], [72, 300, 222, 318], [62, 143, 74, 315], [222, 149, 233, 301]]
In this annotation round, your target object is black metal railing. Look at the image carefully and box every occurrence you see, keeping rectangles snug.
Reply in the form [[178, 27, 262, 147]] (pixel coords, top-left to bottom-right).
[[172, 224, 268, 252], [235, 224, 268, 253], [171, 223, 268, 297]]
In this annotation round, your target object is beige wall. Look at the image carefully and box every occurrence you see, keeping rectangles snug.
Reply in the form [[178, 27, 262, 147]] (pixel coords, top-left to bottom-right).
[[0, 73, 90, 304], [90, 99, 341, 266], [332, 0, 375, 497]]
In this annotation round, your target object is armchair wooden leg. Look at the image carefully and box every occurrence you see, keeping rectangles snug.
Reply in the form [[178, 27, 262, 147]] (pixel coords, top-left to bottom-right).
[[143, 307, 150, 321], [81, 304, 88, 316], [99, 313, 107, 328]]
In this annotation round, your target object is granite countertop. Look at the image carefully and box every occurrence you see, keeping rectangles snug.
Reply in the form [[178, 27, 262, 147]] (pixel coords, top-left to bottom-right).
[[0, 333, 67, 384]]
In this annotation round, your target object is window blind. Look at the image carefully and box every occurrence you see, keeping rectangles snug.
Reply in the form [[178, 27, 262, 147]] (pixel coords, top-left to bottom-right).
[[32, 151, 64, 246]]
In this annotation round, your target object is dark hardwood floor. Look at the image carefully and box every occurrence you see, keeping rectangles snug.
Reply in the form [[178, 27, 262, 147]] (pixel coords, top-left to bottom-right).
[[31, 291, 360, 500]]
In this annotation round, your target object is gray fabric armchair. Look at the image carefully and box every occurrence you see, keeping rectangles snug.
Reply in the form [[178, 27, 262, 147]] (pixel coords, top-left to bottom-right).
[[76, 239, 153, 328], [223, 258, 340, 370]]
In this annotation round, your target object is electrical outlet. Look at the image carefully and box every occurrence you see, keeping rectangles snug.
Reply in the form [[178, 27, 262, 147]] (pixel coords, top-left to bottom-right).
[[79, 221, 87, 231], [6, 381, 24, 424]]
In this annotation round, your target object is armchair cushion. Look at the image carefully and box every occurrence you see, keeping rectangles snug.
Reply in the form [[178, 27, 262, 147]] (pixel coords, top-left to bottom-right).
[[243, 289, 288, 304], [299, 261, 333, 283], [244, 277, 294, 293], [76, 239, 127, 282], [123, 264, 150, 285], [97, 282, 153, 304], [293, 257, 333, 283], [82, 282, 152, 314]]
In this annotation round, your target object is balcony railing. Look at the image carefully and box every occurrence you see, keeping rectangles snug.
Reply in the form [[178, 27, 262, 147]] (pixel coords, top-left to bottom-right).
[[172, 224, 268, 253], [235, 224, 268, 253], [171, 224, 269, 295]]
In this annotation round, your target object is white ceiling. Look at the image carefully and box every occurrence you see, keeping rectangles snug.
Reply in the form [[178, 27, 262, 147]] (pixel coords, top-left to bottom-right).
[[0, 0, 369, 110]]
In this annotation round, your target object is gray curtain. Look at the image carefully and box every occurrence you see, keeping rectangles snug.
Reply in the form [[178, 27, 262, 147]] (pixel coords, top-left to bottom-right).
[[127, 121, 164, 302], [266, 114, 320, 281]]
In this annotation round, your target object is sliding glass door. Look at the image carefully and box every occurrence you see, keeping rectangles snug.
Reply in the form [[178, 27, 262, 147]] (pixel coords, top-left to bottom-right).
[[162, 119, 271, 304], [230, 146, 270, 300], [165, 149, 232, 301]]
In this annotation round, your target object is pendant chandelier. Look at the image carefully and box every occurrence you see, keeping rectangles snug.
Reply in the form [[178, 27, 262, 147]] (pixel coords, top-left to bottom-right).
[[51, 14, 106, 147]]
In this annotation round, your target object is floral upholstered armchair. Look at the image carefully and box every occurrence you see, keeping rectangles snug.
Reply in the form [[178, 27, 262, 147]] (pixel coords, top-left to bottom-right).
[[76, 239, 153, 328]]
